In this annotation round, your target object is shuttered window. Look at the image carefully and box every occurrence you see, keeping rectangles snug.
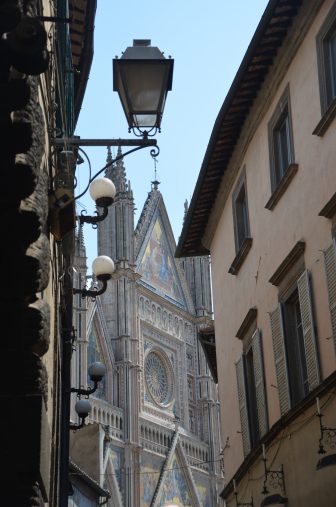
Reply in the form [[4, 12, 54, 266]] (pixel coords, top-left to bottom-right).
[[297, 271, 320, 390], [323, 241, 336, 349], [252, 330, 268, 437], [270, 270, 320, 415], [236, 330, 268, 456], [270, 305, 290, 415], [236, 357, 251, 456]]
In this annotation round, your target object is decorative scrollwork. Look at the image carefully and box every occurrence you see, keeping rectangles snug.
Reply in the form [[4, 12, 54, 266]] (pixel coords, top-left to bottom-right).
[[317, 411, 336, 454], [262, 458, 285, 496], [324, 428, 336, 449], [78, 206, 108, 227], [150, 145, 160, 159], [130, 126, 160, 138]]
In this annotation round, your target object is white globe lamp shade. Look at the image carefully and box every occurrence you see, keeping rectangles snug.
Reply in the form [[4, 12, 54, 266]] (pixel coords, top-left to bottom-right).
[[89, 178, 116, 207], [75, 399, 92, 418], [92, 255, 115, 278], [88, 361, 106, 382]]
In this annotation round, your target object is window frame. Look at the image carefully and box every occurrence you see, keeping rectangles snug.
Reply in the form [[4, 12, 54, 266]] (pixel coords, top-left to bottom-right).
[[244, 344, 261, 448], [316, 3, 336, 116], [270, 268, 320, 415], [281, 285, 309, 406], [236, 324, 268, 456], [268, 85, 295, 195], [232, 168, 250, 254]]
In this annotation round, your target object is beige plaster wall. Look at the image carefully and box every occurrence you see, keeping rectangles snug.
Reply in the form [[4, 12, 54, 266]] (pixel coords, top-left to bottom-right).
[[224, 396, 336, 506], [210, 0, 336, 480]]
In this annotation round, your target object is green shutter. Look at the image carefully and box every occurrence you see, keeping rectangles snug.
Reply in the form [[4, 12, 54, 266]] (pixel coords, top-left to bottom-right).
[[297, 270, 320, 390], [270, 305, 290, 415], [323, 241, 336, 349], [251, 329, 268, 437], [235, 357, 251, 456]]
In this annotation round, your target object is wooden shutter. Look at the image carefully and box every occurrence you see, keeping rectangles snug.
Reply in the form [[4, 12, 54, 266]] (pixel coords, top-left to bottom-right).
[[270, 305, 290, 415], [251, 329, 268, 437], [235, 357, 251, 456], [297, 270, 320, 390], [323, 241, 336, 349]]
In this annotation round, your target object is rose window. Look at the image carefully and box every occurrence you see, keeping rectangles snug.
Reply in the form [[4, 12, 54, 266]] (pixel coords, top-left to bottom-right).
[[145, 351, 174, 406]]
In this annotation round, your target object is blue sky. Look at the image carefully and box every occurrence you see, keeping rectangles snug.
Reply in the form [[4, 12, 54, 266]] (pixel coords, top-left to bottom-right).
[[75, 1, 269, 270]]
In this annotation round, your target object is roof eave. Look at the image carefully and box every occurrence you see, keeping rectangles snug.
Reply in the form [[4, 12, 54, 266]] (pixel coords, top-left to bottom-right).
[[175, 0, 302, 258]]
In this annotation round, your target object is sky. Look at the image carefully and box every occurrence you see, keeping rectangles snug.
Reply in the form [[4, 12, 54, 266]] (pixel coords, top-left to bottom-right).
[[75, 0, 269, 270]]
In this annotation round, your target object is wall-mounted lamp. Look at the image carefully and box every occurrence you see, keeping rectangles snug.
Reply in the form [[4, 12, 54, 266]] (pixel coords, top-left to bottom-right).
[[71, 362, 106, 396], [69, 362, 106, 431], [233, 480, 254, 507], [113, 39, 174, 138], [78, 178, 116, 227], [69, 399, 92, 431], [315, 397, 336, 470], [73, 256, 115, 299], [50, 39, 173, 241], [261, 445, 287, 505]]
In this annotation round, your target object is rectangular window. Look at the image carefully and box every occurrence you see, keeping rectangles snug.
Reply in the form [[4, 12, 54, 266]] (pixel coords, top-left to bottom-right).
[[273, 110, 291, 184], [244, 347, 260, 448], [268, 86, 295, 192], [232, 169, 250, 253], [270, 270, 320, 415], [283, 289, 309, 405], [323, 240, 336, 350], [317, 4, 336, 114], [236, 329, 268, 456]]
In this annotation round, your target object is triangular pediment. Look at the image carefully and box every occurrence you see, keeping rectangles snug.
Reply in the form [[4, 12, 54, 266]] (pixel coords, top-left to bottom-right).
[[151, 431, 202, 507], [136, 194, 193, 311], [103, 444, 124, 506], [157, 451, 193, 507]]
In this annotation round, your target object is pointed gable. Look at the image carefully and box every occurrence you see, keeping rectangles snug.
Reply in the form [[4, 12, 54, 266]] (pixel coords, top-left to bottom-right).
[[151, 434, 202, 507], [136, 185, 193, 311], [139, 217, 184, 304], [158, 452, 193, 506]]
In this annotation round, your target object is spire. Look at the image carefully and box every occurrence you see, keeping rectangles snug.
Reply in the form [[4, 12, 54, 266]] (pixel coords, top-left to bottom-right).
[[74, 223, 86, 264], [109, 146, 127, 193], [183, 199, 189, 223], [106, 146, 113, 168]]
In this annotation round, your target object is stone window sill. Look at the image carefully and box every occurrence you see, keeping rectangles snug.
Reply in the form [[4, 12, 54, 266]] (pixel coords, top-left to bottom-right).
[[313, 98, 336, 137], [265, 163, 298, 211], [228, 237, 253, 275]]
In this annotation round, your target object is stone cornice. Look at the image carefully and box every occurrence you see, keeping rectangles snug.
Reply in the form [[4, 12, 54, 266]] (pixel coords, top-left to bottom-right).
[[268, 240, 305, 286], [236, 307, 257, 339], [318, 191, 336, 219]]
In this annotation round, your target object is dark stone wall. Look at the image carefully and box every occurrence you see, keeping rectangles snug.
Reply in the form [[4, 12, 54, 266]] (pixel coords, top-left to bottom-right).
[[0, 1, 54, 504]]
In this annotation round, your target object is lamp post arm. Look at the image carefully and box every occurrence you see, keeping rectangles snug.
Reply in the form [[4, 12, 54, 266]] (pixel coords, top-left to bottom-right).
[[77, 206, 108, 226], [70, 382, 98, 396], [74, 143, 160, 202], [52, 138, 157, 147], [73, 278, 108, 299], [69, 418, 86, 431]]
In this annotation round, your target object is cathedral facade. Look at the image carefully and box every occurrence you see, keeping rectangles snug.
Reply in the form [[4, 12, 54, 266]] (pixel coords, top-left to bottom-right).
[[69, 149, 223, 506]]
